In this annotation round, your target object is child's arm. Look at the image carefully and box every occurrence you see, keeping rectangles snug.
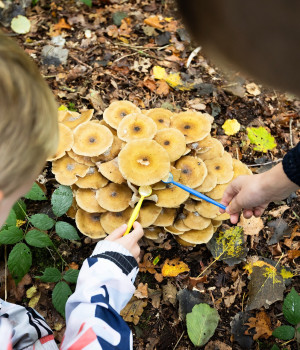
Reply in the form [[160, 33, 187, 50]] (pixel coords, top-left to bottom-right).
[[220, 143, 300, 224], [60, 222, 143, 350]]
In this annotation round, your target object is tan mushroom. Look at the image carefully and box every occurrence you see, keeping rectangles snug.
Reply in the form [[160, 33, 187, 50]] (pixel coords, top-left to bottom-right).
[[173, 218, 191, 232], [144, 227, 164, 240], [184, 199, 197, 212], [197, 137, 224, 161], [75, 209, 106, 239], [76, 188, 107, 213], [175, 156, 207, 188], [195, 200, 220, 219], [183, 210, 211, 230], [118, 139, 170, 186], [52, 155, 89, 185], [192, 171, 217, 196], [97, 158, 125, 184], [232, 158, 252, 179], [154, 128, 186, 162], [91, 135, 124, 163], [205, 183, 229, 200], [103, 100, 141, 129], [138, 202, 162, 228], [58, 110, 69, 122], [96, 183, 132, 212], [61, 110, 94, 130], [145, 108, 173, 129], [67, 150, 94, 166], [153, 208, 177, 227], [100, 207, 133, 234], [48, 124, 74, 161], [174, 235, 196, 247], [154, 184, 189, 208], [179, 224, 214, 244], [164, 225, 184, 235], [75, 167, 109, 189], [66, 198, 77, 219], [170, 111, 211, 143], [117, 113, 157, 142], [204, 155, 234, 185], [152, 166, 181, 190], [211, 219, 222, 228], [213, 212, 230, 221], [72, 122, 114, 157], [98, 120, 117, 136]]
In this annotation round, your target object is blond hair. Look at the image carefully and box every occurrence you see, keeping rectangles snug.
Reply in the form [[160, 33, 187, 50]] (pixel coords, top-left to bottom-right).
[[0, 34, 58, 196]]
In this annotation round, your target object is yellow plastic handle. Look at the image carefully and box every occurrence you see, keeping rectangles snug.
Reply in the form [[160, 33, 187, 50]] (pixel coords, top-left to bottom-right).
[[123, 196, 145, 236]]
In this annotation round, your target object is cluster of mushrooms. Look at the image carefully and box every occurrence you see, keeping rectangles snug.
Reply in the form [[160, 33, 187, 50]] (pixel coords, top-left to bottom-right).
[[49, 101, 252, 247]]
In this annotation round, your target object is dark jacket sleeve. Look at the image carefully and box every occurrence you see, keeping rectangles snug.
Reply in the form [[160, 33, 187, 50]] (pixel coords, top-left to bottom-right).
[[282, 142, 300, 186]]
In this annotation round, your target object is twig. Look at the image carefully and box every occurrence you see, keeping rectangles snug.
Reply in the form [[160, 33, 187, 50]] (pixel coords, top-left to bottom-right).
[[60, 86, 77, 93], [186, 46, 201, 68], [113, 51, 139, 63], [289, 118, 294, 148], [69, 54, 92, 70], [247, 159, 282, 167], [43, 75, 57, 79], [173, 331, 184, 350]]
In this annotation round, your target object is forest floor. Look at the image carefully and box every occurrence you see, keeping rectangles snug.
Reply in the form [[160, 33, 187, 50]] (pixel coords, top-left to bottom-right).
[[0, 0, 299, 349]]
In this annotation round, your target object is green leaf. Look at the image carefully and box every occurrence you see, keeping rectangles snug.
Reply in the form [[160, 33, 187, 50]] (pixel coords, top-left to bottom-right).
[[186, 303, 220, 347], [25, 183, 47, 201], [0, 227, 23, 244], [13, 200, 27, 220], [113, 11, 128, 26], [79, 0, 92, 7], [63, 269, 79, 283], [55, 221, 80, 240], [8, 243, 32, 283], [5, 209, 17, 227], [51, 185, 73, 217], [52, 281, 72, 317], [29, 214, 55, 230], [272, 325, 295, 340], [283, 288, 300, 325], [247, 127, 277, 153], [39, 267, 62, 283], [271, 345, 280, 350], [25, 229, 53, 248]]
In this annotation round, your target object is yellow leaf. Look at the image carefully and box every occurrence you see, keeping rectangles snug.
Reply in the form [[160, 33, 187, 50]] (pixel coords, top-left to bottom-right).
[[153, 66, 167, 80], [222, 119, 241, 136], [280, 268, 294, 280], [16, 220, 26, 228], [28, 292, 41, 308], [247, 127, 276, 153], [161, 258, 190, 277], [244, 260, 275, 274], [164, 17, 174, 22], [58, 105, 68, 111], [26, 286, 37, 298], [119, 36, 129, 44], [53, 323, 64, 331], [165, 72, 182, 88]]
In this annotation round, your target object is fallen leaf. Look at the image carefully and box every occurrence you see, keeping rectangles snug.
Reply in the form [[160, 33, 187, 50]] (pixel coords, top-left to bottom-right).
[[139, 253, 157, 274], [156, 80, 169, 96], [120, 296, 147, 325], [106, 24, 118, 38], [143, 78, 157, 92], [144, 15, 164, 29], [161, 258, 190, 277], [28, 291, 41, 308], [51, 18, 71, 37], [207, 227, 248, 266], [238, 215, 264, 236], [287, 249, 300, 260], [154, 272, 163, 282], [86, 89, 105, 112], [148, 288, 161, 308], [267, 218, 292, 245], [26, 285, 37, 298], [134, 283, 148, 299], [68, 262, 79, 270], [247, 127, 277, 153], [230, 311, 254, 349], [246, 83, 261, 96], [205, 340, 232, 350], [245, 310, 272, 340], [222, 119, 241, 136], [268, 205, 290, 218], [11, 15, 31, 34], [177, 289, 210, 321], [162, 280, 177, 306], [188, 275, 208, 290]]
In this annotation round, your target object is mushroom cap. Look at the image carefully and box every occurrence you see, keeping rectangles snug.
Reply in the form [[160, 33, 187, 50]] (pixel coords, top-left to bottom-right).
[[117, 113, 157, 142], [195, 200, 220, 219], [145, 108, 173, 130], [144, 227, 163, 240], [170, 111, 211, 143], [232, 158, 252, 179], [100, 207, 133, 234], [58, 110, 69, 122], [72, 122, 114, 157], [152, 166, 181, 190], [164, 225, 184, 235], [183, 210, 211, 230], [173, 218, 191, 232], [184, 199, 197, 212], [97, 157, 125, 184], [175, 156, 208, 188], [197, 137, 224, 161], [75, 167, 109, 189], [67, 150, 94, 166], [138, 202, 162, 228], [204, 155, 234, 185], [205, 183, 229, 200], [96, 183, 132, 212], [212, 212, 230, 221], [118, 139, 170, 186], [75, 209, 106, 239], [66, 198, 77, 219], [52, 155, 89, 185], [154, 184, 189, 208], [211, 219, 222, 228], [174, 235, 196, 247], [76, 188, 107, 213], [193, 171, 217, 194], [103, 100, 141, 129], [48, 123, 74, 161], [154, 128, 186, 162], [179, 224, 214, 244], [62, 110, 94, 130], [98, 120, 117, 136], [91, 135, 124, 163], [153, 208, 176, 226]]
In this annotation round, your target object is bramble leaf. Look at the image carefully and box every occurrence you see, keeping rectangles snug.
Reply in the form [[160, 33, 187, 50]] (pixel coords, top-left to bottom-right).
[[8, 243, 32, 284], [5, 209, 17, 227], [29, 214, 55, 231], [283, 288, 300, 325], [55, 221, 80, 240], [272, 325, 295, 340], [51, 185, 73, 217], [0, 227, 23, 244], [247, 127, 276, 153], [52, 281, 72, 317], [13, 200, 27, 220], [25, 183, 47, 201], [25, 229, 53, 248], [39, 267, 62, 283], [63, 269, 79, 283]]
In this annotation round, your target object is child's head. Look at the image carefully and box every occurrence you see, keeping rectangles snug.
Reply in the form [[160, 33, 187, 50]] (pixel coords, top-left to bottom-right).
[[176, 0, 300, 95], [0, 34, 58, 225]]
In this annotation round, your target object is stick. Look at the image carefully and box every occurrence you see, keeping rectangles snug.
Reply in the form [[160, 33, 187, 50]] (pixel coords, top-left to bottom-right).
[[247, 159, 282, 167]]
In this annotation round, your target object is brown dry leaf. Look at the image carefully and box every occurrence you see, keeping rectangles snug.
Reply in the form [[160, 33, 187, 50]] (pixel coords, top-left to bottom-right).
[[143, 78, 157, 92], [162, 258, 190, 277], [68, 262, 79, 270], [205, 340, 232, 350], [139, 253, 157, 274], [268, 205, 290, 217], [154, 273, 163, 282], [50, 18, 71, 37], [144, 16, 164, 29], [106, 24, 118, 38], [287, 249, 300, 260], [134, 283, 148, 299], [246, 82, 261, 96], [162, 280, 177, 306], [238, 214, 264, 235], [188, 275, 208, 289], [245, 310, 273, 340], [120, 296, 147, 325], [156, 80, 170, 96], [148, 288, 162, 308], [284, 225, 300, 248]]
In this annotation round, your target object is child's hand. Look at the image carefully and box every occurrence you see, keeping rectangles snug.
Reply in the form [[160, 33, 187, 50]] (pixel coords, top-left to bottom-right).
[[105, 222, 144, 262]]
